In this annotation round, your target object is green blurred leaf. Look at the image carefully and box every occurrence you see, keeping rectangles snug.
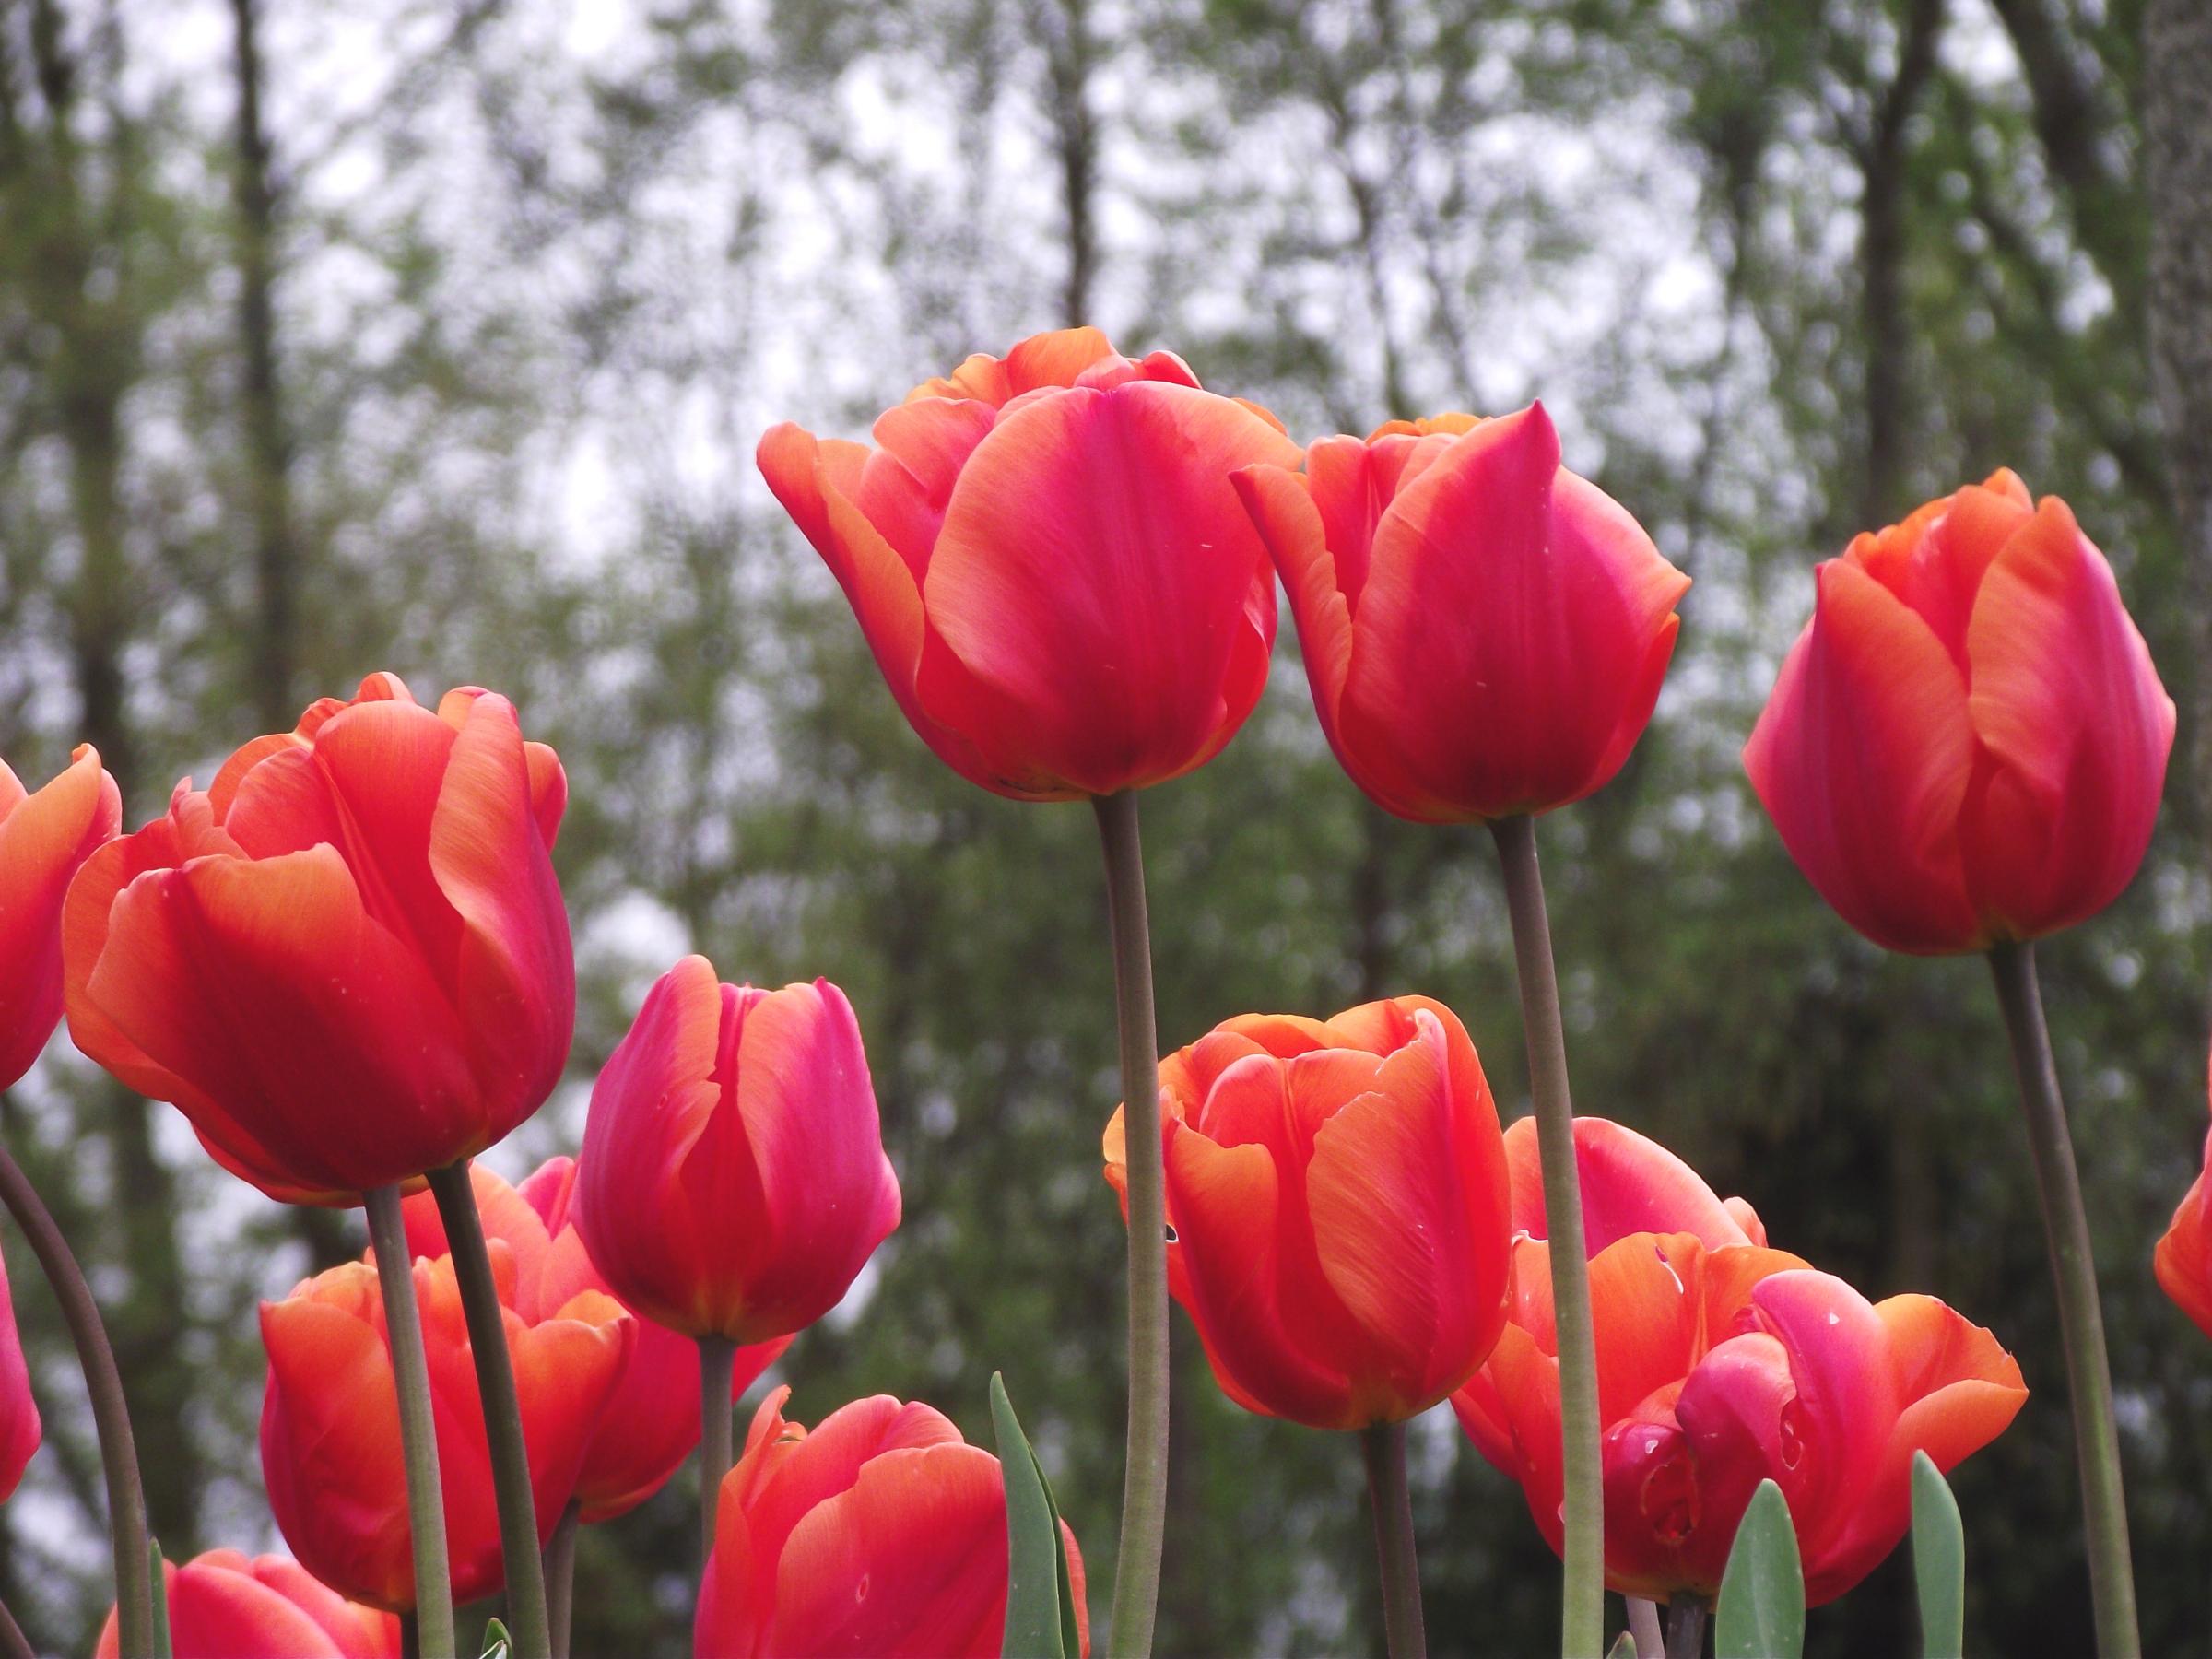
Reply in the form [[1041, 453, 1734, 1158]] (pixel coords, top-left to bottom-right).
[[1606, 1634, 1637, 1659], [1715, 1479, 1804, 1659], [480, 1616, 512, 1659], [149, 1538, 172, 1659], [991, 1371, 1077, 1659], [1912, 1451, 1965, 1659]]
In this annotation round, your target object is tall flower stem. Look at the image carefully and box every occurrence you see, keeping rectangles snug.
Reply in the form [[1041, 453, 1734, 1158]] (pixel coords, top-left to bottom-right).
[[364, 1184, 455, 1659], [427, 1160, 552, 1659], [0, 1140, 151, 1658], [1488, 814, 1603, 1659], [543, 1500, 580, 1659], [1663, 1596, 1707, 1659], [698, 1336, 736, 1566], [1093, 790, 1167, 1659], [1360, 1422, 1428, 1659], [1987, 941, 2140, 1659], [1627, 1598, 1664, 1658]]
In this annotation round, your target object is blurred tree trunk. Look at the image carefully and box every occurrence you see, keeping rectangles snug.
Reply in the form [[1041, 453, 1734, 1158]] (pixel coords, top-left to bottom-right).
[[1032, 0, 1097, 324]]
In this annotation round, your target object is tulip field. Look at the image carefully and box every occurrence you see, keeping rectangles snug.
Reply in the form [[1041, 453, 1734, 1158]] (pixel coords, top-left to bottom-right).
[[3, 5, 2212, 1659]]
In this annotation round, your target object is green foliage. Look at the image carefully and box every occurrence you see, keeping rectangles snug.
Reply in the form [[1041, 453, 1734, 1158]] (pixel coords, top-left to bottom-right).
[[991, 1373, 1081, 1659], [1912, 1452, 1966, 1659], [1716, 1480, 1806, 1659]]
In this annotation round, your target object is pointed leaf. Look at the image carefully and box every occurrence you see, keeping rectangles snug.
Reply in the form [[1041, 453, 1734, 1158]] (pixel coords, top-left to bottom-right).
[[1606, 1635, 1638, 1659], [480, 1616, 512, 1659], [1912, 1450, 1965, 1659], [1715, 1478, 1804, 1659], [992, 1371, 1075, 1659]]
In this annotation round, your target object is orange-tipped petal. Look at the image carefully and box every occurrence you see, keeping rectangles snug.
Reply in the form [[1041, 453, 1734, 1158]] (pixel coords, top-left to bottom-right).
[[0, 744, 121, 1088]]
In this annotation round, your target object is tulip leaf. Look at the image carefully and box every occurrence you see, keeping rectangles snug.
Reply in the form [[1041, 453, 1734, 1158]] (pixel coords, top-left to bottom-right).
[[1912, 1451, 1965, 1659], [1606, 1635, 1637, 1659], [1715, 1478, 1805, 1659], [150, 1538, 172, 1659], [991, 1371, 1078, 1659], [479, 1616, 512, 1659]]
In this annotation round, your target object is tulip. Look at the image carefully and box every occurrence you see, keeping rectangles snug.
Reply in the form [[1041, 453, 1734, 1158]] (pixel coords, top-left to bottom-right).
[[695, 1387, 1089, 1659], [2155, 1075, 2212, 1340], [1744, 470, 2174, 956], [259, 1246, 630, 1608], [1102, 995, 1512, 1431], [403, 1158, 793, 1522], [757, 325, 1300, 801], [575, 959, 900, 1346], [62, 672, 573, 1205], [1454, 1116, 2026, 1606], [0, 1239, 39, 1501], [1234, 406, 1689, 823], [0, 744, 121, 1089], [98, 1551, 400, 1659]]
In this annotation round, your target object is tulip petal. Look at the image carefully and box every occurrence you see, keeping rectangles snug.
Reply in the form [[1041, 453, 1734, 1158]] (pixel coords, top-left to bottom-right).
[[0, 1240, 41, 1501], [1236, 460, 1353, 743], [1506, 1116, 1756, 1252], [1584, 1233, 1706, 1425], [0, 744, 120, 1088], [164, 1559, 360, 1659], [2156, 1137, 2212, 1339]]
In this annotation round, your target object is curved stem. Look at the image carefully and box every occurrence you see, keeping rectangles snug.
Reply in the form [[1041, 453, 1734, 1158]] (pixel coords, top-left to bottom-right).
[[1627, 1598, 1664, 1659], [1489, 815, 1603, 1659], [543, 1500, 579, 1659], [0, 1140, 151, 1658], [1987, 942, 2140, 1659], [1093, 791, 1167, 1659], [365, 1184, 455, 1659], [698, 1336, 735, 1568], [1360, 1422, 1428, 1659], [427, 1161, 551, 1659]]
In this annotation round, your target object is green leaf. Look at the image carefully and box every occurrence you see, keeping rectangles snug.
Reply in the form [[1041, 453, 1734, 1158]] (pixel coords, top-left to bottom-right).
[[149, 1538, 172, 1659], [991, 1371, 1078, 1659], [1912, 1451, 1965, 1659], [1715, 1478, 1805, 1659], [1606, 1634, 1638, 1659], [479, 1616, 512, 1659]]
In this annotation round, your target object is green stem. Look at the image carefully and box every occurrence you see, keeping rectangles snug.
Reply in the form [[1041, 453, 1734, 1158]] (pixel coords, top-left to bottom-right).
[[1489, 815, 1603, 1659], [1093, 791, 1167, 1659], [0, 1139, 151, 1658], [427, 1161, 552, 1659], [543, 1500, 579, 1659], [1663, 1596, 1706, 1659], [1360, 1422, 1428, 1659], [365, 1184, 455, 1659], [699, 1336, 736, 1568], [1987, 941, 2140, 1659]]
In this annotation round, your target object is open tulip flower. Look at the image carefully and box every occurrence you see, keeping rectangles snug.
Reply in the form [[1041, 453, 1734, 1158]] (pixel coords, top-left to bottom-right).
[[1233, 406, 1689, 822], [696, 1387, 1088, 1659], [1455, 1116, 2027, 1605], [758, 326, 1301, 799], [2155, 1065, 2212, 1340], [1102, 994, 1512, 1430], [1745, 470, 2174, 955], [259, 1244, 631, 1608], [0, 744, 120, 1090], [403, 1157, 793, 1522], [576, 958, 900, 1346], [63, 672, 574, 1204], [97, 1551, 400, 1659]]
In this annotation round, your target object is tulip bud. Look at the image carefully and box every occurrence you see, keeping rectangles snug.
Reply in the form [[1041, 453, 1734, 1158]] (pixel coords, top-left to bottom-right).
[[0, 745, 121, 1090], [98, 1552, 399, 1659], [1745, 472, 2174, 954], [1104, 995, 1513, 1430]]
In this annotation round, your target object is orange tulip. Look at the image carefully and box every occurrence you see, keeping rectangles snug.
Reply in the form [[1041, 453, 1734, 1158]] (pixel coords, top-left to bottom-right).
[[1235, 406, 1688, 822], [1455, 1117, 2026, 1605], [1745, 471, 2174, 954], [1102, 995, 1512, 1430], [97, 1551, 399, 1659], [403, 1158, 792, 1522], [695, 1387, 1089, 1659], [63, 673, 573, 1204], [0, 744, 120, 1089], [759, 326, 1300, 799], [575, 959, 900, 1345], [2155, 1062, 2212, 1339], [0, 1239, 39, 1501], [259, 1246, 629, 1608]]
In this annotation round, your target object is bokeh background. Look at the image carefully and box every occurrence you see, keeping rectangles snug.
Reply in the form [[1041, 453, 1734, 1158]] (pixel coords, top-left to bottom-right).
[[2, 0, 2209, 1653]]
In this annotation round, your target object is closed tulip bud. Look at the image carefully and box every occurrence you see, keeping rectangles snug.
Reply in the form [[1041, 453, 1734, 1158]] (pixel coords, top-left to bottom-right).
[[97, 1552, 399, 1659], [1103, 995, 1512, 1430], [64, 674, 574, 1204], [1745, 471, 2174, 954], [575, 959, 900, 1345], [2155, 1064, 2212, 1340], [0, 745, 120, 1090], [759, 326, 1301, 799], [259, 1247, 630, 1608], [1455, 1117, 2026, 1605], [695, 1387, 1089, 1659], [0, 1240, 40, 1502], [403, 1158, 792, 1522], [1235, 406, 1689, 822]]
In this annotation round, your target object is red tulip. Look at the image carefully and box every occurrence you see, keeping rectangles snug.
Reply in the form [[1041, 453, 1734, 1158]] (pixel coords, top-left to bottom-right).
[[1744, 471, 2174, 954], [63, 673, 573, 1204], [1234, 406, 1689, 822], [97, 1551, 399, 1659], [575, 959, 900, 1345], [0, 744, 120, 1089], [403, 1157, 792, 1522], [758, 326, 1301, 800], [0, 1239, 40, 1501], [2155, 1065, 2212, 1340], [1454, 1116, 2026, 1605], [695, 1387, 1089, 1659], [259, 1246, 630, 1608], [1102, 995, 1512, 1430]]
